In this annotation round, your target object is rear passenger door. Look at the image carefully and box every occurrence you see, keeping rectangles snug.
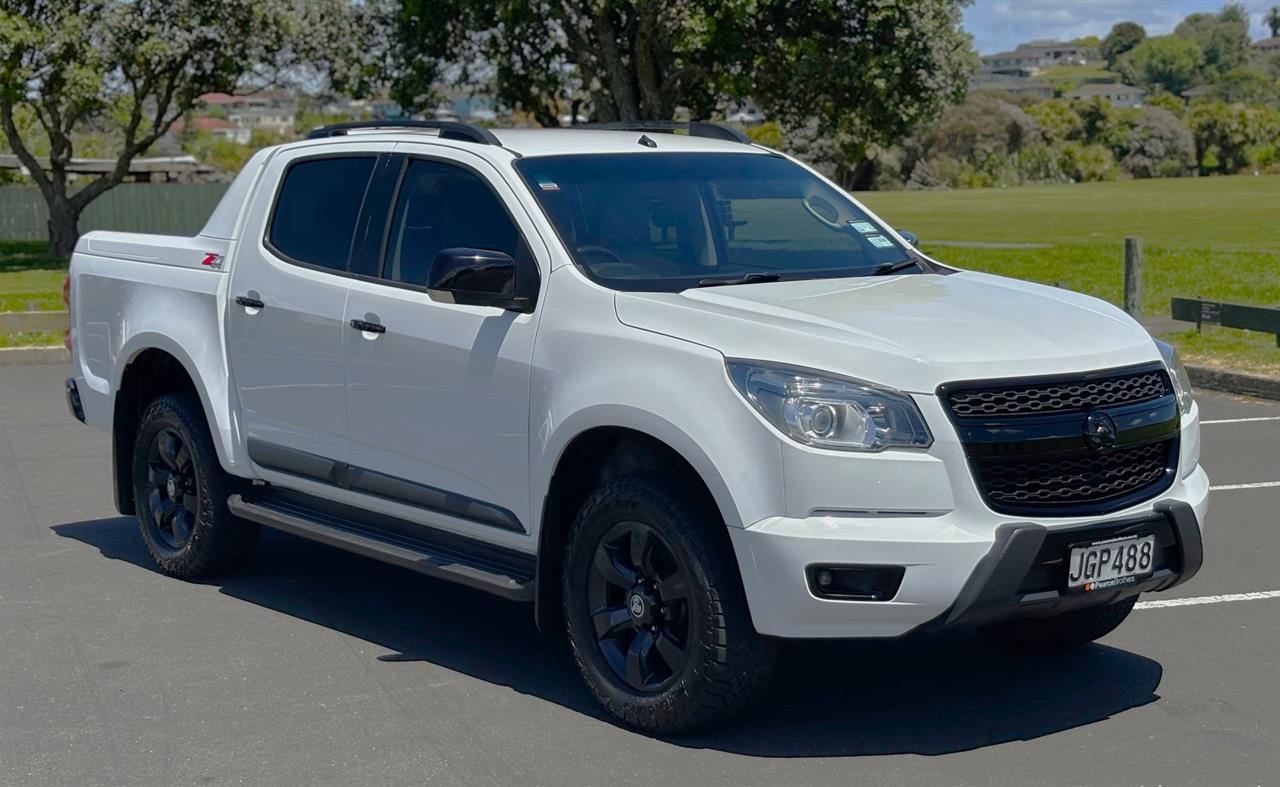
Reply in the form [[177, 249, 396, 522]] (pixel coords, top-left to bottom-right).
[[228, 144, 394, 473], [341, 150, 546, 542]]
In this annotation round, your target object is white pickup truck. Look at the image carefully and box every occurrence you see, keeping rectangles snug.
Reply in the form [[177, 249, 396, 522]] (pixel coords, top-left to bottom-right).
[[66, 121, 1208, 733]]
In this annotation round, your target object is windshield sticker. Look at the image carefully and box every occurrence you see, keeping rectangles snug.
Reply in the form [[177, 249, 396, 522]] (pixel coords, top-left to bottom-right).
[[867, 235, 894, 248], [851, 221, 877, 234], [536, 176, 560, 192]]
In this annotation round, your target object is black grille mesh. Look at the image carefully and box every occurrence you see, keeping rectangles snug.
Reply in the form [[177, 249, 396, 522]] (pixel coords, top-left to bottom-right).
[[948, 370, 1168, 417], [973, 441, 1173, 509]]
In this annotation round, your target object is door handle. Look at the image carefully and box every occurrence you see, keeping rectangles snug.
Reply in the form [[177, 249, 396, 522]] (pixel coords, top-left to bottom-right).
[[350, 318, 385, 334], [235, 295, 265, 309]]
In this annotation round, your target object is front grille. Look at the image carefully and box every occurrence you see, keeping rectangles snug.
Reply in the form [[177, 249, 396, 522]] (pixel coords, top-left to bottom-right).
[[973, 440, 1175, 509], [940, 364, 1180, 517], [947, 369, 1168, 417]]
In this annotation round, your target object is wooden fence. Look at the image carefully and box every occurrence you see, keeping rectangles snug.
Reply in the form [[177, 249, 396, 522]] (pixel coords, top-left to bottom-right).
[[0, 182, 230, 240]]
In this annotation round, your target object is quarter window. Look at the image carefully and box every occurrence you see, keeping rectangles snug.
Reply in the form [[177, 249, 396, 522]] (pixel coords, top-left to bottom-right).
[[268, 157, 376, 272], [382, 159, 529, 286]]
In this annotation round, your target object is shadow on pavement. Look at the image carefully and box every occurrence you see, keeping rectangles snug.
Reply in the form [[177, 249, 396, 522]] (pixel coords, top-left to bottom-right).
[[55, 516, 1164, 757]]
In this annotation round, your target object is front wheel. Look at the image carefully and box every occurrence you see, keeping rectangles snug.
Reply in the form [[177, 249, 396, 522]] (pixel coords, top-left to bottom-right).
[[980, 596, 1138, 652], [562, 473, 776, 734]]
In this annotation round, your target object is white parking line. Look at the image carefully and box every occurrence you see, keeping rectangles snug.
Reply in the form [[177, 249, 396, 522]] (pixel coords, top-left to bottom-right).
[[1209, 481, 1280, 491], [1136, 590, 1280, 609], [1201, 416, 1280, 425]]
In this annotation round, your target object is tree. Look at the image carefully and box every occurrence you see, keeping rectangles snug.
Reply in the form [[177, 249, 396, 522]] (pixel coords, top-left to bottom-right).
[[1118, 36, 1203, 95], [1112, 107, 1196, 178], [1173, 4, 1251, 80], [0, 0, 372, 256], [389, 0, 975, 188], [1187, 99, 1280, 173], [1101, 22, 1147, 69], [1267, 6, 1280, 37]]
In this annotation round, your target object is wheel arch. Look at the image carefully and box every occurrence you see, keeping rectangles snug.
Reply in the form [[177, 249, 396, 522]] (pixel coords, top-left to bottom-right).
[[533, 419, 736, 633], [110, 339, 227, 515]]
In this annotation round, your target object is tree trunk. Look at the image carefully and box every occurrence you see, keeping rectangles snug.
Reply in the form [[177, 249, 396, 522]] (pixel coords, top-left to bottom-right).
[[47, 197, 81, 258]]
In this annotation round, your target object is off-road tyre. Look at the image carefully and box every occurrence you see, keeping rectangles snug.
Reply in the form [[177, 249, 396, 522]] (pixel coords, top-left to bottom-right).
[[132, 394, 258, 578], [563, 472, 777, 734]]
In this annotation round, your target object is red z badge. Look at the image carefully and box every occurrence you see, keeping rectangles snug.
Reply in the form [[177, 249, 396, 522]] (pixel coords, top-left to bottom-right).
[[200, 252, 223, 269]]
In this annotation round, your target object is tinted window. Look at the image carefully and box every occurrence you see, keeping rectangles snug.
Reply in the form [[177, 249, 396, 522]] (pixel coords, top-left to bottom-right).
[[383, 159, 527, 286], [269, 157, 376, 272], [516, 153, 911, 292]]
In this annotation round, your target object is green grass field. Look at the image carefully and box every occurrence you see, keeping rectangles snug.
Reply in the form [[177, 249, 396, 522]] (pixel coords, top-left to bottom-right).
[[0, 240, 66, 314], [857, 175, 1280, 375]]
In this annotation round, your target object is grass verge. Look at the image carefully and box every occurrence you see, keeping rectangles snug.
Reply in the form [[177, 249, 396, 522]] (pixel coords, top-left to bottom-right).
[[0, 240, 67, 312], [0, 331, 62, 349]]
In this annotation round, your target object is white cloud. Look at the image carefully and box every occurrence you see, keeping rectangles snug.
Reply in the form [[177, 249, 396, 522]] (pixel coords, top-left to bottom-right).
[[965, 0, 1276, 54]]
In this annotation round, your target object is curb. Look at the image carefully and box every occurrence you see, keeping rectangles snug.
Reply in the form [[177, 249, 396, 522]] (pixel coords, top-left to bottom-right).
[[1187, 364, 1280, 402], [0, 346, 70, 366]]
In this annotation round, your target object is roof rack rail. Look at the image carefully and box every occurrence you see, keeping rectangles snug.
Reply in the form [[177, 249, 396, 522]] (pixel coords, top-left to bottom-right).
[[576, 121, 751, 144], [307, 120, 501, 146]]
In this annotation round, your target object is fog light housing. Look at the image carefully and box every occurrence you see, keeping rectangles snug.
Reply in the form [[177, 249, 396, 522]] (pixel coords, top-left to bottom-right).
[[806, 564, 906, 601]]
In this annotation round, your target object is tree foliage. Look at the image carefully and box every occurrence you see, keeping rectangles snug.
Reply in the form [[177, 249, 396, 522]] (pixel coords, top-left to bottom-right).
[[1173, 3, 1251, 80], [389, 0, 975, 186], [1100, 21, 1146, 69], [1118, 35, 1203, 95], [0, 0, 372, 255]]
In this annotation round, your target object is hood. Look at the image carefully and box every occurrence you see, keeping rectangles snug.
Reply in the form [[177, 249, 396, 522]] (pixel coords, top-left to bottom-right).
[[614, 271, 1161, 393]]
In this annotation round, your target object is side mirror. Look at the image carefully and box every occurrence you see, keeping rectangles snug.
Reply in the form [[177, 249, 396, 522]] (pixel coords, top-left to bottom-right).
[[897, 229, 919, 247], [427, 247, 537, 312]]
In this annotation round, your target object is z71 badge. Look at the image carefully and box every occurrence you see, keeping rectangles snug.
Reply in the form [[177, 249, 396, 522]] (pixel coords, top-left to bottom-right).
[[200, 252, 223, 269]]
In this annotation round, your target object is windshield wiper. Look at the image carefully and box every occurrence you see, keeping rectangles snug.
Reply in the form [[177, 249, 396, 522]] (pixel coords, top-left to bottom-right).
[[870, 259, 921, 276], [695, 273, 782, 288]]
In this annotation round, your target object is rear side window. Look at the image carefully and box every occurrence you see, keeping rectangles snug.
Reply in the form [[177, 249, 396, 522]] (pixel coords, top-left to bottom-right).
[[268, 157, 376, 272], [382, 159, 529, 287]]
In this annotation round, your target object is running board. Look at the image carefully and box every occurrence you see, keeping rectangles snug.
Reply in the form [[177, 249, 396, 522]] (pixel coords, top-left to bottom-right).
[[227, 493, 534, 602]]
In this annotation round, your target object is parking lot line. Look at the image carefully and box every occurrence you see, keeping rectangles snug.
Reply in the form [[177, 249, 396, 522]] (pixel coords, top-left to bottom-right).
[[1209, 480, 1280, 491], [1135, 590, 1280, 609], [1200, 416, 1280, 425]]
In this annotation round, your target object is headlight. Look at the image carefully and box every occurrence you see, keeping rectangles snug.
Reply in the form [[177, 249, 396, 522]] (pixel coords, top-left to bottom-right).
[[727, 361, 932, 451], [1155, 340, 1194, 412]]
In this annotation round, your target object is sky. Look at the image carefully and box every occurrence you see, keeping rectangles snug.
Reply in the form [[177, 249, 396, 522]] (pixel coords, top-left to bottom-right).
[[963, 0, 1277, 54]]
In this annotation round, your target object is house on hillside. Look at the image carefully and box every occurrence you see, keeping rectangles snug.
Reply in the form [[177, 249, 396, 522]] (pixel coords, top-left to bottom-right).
[[979, 40, 1087, 79], [1067, 82, 1145, 108], [197, 90, 298, 136], [1252, 36, 1280, 54], [171, 117, 251, 145]]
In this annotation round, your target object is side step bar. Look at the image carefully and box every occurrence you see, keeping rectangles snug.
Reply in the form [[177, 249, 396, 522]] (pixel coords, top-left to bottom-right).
[[227, 493, 534, 602]]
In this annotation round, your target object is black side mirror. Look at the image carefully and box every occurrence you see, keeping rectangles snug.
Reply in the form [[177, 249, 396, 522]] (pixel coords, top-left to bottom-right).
[[897, 229, 919, 247], [427, 247, 538, 312]]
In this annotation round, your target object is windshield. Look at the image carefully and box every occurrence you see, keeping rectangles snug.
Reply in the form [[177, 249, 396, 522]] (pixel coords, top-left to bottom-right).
[[516, 152, 913, 292]]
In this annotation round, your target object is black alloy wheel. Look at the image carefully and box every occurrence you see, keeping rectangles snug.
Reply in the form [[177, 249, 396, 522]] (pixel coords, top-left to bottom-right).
[[143, 427, 199, 550], [589, 519, 693, 692]]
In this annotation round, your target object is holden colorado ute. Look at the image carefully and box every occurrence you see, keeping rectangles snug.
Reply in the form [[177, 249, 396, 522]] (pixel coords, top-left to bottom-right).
[[64, 121, 1207, 733]]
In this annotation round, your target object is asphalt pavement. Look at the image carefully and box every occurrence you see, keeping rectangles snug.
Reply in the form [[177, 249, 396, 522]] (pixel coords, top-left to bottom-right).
[[1, 362, 1276, 787]]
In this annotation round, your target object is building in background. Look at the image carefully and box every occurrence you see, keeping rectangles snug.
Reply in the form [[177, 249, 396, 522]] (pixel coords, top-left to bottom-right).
[[1066, 82, 1145, 108]]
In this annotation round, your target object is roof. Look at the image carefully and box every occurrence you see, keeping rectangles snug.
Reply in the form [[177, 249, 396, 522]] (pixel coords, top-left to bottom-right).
[[488, 128, 761, 157], [1252, 36, 1280, 48], [288, 126, 763, 159], [1067, 83, 1145, 98]]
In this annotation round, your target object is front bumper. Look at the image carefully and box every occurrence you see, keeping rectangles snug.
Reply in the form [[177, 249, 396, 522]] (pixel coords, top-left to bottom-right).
[[730, 464, 1209, 639]]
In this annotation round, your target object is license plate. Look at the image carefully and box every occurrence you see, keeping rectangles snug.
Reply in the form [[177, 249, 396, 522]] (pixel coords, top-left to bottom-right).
[[1066, 534, 1155, 592]]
